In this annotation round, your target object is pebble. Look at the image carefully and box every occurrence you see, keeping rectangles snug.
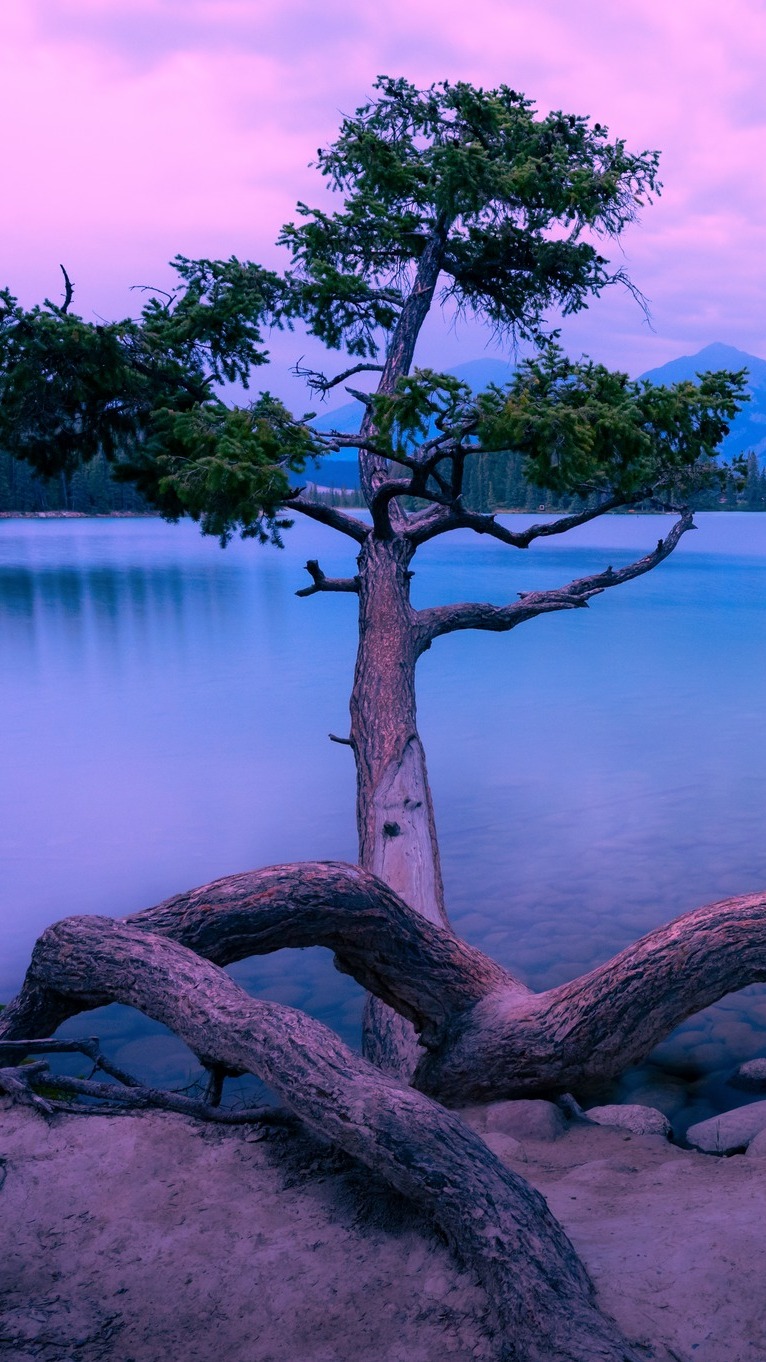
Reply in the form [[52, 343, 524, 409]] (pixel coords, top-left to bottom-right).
[[584, 1104, 672, 1138]]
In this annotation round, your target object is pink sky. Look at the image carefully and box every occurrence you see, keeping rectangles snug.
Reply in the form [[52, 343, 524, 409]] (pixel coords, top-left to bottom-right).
[[2, 0, 765, 402]]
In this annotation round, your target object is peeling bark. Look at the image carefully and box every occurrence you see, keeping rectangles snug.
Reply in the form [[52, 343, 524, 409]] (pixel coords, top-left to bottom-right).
[[350, 535, 451, 1071]]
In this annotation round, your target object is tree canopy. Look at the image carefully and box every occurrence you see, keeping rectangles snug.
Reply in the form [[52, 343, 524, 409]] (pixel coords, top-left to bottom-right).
[[1, 74, 745, 545]]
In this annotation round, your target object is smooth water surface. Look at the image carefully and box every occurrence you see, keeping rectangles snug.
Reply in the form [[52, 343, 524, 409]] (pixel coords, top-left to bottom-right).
[[3, 513, 766, 1130]]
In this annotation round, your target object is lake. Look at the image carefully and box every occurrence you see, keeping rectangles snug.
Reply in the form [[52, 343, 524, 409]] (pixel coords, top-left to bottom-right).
[[3, 512, 766, 1132]]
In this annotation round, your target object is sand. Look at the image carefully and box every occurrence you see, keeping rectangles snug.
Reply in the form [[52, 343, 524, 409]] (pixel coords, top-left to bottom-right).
[[2, 1098, 765, 1362]]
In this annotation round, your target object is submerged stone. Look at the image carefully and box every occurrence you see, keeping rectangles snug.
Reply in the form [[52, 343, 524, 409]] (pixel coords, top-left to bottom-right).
[[728, 1058, 766, 1092]]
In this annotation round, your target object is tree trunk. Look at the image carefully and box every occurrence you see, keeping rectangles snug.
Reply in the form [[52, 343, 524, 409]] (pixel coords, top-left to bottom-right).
[[351, 534, 448, 1073]]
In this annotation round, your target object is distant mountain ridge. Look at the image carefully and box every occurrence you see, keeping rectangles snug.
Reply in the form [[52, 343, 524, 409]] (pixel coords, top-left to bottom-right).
[[639, 343, 766, 465], [306, 343, 766, 483]]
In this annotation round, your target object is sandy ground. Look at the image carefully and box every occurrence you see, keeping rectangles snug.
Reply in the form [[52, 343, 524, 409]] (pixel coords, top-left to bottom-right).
[[2, 1098, 765, 1362]]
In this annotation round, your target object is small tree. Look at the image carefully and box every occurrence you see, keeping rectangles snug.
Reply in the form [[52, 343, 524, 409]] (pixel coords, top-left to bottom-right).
[[1, 79, 759, 1360]]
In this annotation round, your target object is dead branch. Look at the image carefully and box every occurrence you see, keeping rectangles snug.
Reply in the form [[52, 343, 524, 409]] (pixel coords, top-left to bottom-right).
[[415, 510, 694, 646], [285, 493, 370, 543], [293, 359, 384, 396], [295, 560, 360, 598], [0, 1051, 294, 1127], [59, 264, 74, 314]]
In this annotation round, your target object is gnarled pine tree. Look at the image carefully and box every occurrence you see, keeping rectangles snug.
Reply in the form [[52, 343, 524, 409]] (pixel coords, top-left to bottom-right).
[[0, 77, 755, 1361]]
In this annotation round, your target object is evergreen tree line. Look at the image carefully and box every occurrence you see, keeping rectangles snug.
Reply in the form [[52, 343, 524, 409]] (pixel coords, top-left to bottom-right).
[[458, 448, 766, 514], [3, 446, 766, 517], [0, 450, 149, 515]]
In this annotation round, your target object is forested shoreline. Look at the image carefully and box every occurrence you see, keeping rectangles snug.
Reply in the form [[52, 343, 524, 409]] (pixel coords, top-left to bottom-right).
[[0, 450, 148, 515], [303, 447, 766, 513], [6, 451, 766, 517]]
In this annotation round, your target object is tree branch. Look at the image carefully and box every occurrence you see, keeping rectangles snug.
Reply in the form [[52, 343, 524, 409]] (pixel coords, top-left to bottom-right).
[[295, 560, 360, 598], [416, 509, 694, 647], [408, 490, 648, 549], [0, 1052, 295, 1126], [293, 359, 384, 396], [286, 493, 369, 544], [59, 264, 74, 314]]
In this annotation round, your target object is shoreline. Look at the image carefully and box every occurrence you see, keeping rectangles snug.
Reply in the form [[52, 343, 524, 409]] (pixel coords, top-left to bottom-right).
[[0, 510, 159, 520]]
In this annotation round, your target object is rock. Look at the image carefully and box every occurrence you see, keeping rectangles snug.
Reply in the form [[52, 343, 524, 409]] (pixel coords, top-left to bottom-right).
[[457, 1099, 566, 1141], [729, 1058, 766, 1092], [480, 1130, 526, 1164], [746, 1127, 766, 1158], [584, 1104, 672, 1138], [686, 1100, 766, 1153], [486, 1100, 566, 1141]]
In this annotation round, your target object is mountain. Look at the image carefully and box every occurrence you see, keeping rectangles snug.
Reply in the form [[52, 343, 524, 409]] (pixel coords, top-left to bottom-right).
[[639, 343, 766, 465]]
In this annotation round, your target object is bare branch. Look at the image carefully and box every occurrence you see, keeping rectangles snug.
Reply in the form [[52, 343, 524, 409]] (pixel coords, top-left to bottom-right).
[[312, 430, 392, 462], [416, 509, 694, 646], [0, 1061, 55, 1114], [295, 559, 360, 598], [368, 477, 419, 534], [59, 264, 74, 314], [408, 489, 648, 549], [286, 493, 369, 544], [0, 1052, 294, 1126], [129, 282, 176, 307], [293, 359, 384, 397], [0, 1035, 141, 1087]]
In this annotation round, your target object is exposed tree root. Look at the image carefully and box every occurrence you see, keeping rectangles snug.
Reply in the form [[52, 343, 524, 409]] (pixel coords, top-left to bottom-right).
[[4, 865, 766, 1356], [0, 861, 515, 1058], [0, 914, 639, 1362], [414, 888, 766, 1104], [3, 865, 766, 1107]]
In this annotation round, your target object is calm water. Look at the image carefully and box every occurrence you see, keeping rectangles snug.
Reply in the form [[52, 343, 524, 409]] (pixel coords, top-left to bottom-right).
[[3, 512, 766, 1132]]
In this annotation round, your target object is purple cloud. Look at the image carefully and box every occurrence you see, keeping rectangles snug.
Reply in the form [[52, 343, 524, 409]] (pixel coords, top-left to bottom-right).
[[2, 0, 764, 402]]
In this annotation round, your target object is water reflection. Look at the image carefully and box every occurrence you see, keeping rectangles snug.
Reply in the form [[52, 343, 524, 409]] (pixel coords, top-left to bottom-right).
[[3, 515, 766, 1132]]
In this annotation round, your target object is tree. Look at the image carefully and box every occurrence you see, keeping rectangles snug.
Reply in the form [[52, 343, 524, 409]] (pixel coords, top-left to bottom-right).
[[0, 77, 756, 1360]]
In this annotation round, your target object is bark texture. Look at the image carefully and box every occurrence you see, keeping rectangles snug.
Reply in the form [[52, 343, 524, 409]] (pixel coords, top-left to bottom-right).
[[350, 535, 450, 1071], [1, 913, 640, 1362]]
